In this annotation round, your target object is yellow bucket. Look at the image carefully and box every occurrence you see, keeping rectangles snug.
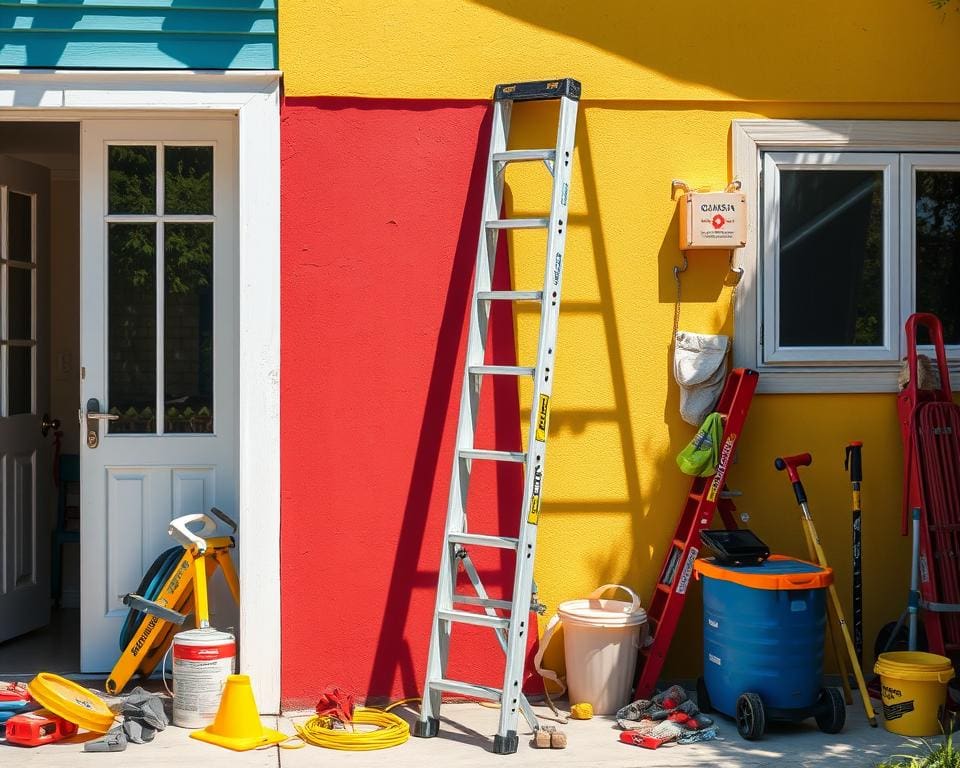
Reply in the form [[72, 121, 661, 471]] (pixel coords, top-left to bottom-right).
[[873, 651, 956, 736]]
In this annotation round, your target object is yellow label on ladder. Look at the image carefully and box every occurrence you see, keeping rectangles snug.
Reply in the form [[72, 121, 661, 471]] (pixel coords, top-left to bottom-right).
[[535, 395, 550, 442]]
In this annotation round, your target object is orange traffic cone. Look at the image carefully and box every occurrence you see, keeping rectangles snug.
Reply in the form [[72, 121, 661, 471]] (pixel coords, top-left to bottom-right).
[[190, 674, 287, 751]]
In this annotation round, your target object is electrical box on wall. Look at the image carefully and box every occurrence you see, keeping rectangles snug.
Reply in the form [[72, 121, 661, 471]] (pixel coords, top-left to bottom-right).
[[679, 192, 747, 250]]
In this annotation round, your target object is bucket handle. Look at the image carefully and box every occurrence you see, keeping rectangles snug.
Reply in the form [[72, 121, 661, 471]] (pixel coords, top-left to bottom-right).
[[533, 583, 643, 698], [587, 583, 642, 615]]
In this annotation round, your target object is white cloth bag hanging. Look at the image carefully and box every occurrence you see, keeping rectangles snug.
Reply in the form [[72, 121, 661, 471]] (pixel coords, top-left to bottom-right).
[[674, 331, 729, 426]]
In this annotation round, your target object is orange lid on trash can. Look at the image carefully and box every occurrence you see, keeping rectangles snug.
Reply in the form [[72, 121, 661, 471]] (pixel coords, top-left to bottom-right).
[[693, 554, 833, 590]]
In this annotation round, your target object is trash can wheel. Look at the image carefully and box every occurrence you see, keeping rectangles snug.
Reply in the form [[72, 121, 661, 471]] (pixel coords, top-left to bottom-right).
[[735, 692, 765, 740], [814, 687, 846, 734]]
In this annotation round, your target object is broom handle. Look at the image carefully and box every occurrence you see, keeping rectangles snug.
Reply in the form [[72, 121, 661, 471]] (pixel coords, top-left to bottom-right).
[[845, 442, 864, 666], [776, 454, 878, 727]]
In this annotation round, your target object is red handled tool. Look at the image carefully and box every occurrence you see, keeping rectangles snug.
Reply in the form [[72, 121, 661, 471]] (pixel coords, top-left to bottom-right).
[[775, 453, 877, 727]]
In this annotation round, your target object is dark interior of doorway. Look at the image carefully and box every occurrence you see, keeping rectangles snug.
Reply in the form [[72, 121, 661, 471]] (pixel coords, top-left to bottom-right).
[[0, 121, 81, 678]]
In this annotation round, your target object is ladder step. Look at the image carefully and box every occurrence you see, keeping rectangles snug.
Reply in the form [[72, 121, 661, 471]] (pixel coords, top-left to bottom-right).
[[477, 290, 543, 302], [468, 365, 535, 377], [448, 533, 519, 550], [452, 594, 515, 612], [438, 609, 510, 630], [459, 449, 526, 463], [485, 218, 549, 230], [492, 149, 556, 164], [429, 678, 502, 702]]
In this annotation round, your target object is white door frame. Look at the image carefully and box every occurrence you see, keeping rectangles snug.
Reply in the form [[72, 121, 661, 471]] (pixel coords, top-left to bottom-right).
[[0, 70, 281, 713]]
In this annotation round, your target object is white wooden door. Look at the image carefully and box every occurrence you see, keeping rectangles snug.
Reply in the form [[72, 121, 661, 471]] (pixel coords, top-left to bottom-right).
[[0, 157, 51, 644], [79, 120, 237, 671]]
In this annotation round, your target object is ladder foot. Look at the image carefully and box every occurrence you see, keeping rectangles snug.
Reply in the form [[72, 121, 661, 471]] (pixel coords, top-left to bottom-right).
[[413, 717, 440, 738], [493, 731, 519, 755]]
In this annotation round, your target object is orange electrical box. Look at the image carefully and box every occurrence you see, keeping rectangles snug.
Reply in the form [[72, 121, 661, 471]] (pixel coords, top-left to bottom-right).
[[679, 191, 747, 250]]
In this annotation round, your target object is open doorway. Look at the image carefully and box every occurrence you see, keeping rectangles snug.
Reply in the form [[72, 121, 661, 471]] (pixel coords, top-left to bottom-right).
[[0, 121, 81, 676], [0, 71, 281, 711], [0, 117, 241, 680]]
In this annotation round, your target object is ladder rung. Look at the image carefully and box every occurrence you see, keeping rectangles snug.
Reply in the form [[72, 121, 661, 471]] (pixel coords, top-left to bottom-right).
[[485, 218, 549, 230], [672, 538, 686, 549], [452, 595, 515, 611], [438, 609, 510, 630], [429, 678, 502, 702], [448, 533, 519, 550], [656, 583, 672, 594], [477, 290, 543, 302], [459, 449, 526, 463], [492, 149, 556, 164], [468, 365, 535, 377]]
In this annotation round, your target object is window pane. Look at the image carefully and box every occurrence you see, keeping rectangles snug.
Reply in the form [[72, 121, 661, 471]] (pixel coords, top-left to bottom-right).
[[108, 223, 156, 433], [165, 146, 213, 215], [108, 146, 156, 215], [8, 191, 32, 262], [916, 170, 960, 344], [8, 346, 31, 415], [8, 266, 32, 340], [778, 170, 884, 347], [164, 224, 213, 433]]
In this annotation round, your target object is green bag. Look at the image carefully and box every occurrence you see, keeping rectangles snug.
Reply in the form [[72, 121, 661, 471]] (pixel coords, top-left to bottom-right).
[[676, 412, 723, 477]]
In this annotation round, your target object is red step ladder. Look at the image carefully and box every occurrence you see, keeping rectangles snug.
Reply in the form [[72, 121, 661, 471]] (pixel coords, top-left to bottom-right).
[[898, 313, 960, 660], [633, 367, 759, 700]]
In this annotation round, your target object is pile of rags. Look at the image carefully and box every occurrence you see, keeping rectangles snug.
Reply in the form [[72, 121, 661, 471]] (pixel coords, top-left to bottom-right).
[[84, 687, 169, 752], [616, 685, 718, 746]]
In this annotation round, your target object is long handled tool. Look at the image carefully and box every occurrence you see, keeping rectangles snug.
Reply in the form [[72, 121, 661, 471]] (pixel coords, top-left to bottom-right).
[[775, 453, 878, 727], [844, 441, 864, 666]]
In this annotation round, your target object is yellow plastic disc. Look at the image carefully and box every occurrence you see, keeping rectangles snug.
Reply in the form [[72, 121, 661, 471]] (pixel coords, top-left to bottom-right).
[[27, 673, 116, 733]]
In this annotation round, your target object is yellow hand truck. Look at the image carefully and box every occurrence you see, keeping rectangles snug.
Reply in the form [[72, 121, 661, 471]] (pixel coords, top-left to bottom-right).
[[105, 508, 239, 695]]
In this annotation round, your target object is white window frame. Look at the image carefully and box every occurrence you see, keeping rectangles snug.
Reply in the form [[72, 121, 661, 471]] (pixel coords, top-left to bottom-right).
[[733, 120, 960, 393], [762, 152, 899, 364], [0, 69, 281, 712]]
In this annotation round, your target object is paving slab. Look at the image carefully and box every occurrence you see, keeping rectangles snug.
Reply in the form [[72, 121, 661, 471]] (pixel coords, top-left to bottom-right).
[[0, 695, 917, 768], [277, 699, 908, 768], [0, 715, 281, 768]]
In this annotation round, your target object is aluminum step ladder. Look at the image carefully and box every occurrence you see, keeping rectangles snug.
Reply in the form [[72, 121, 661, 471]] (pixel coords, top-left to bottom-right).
[[414, 78, 581, 755]]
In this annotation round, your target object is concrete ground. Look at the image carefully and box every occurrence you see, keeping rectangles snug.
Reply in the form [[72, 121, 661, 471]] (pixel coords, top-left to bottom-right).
[[0, 694, 915, 768]]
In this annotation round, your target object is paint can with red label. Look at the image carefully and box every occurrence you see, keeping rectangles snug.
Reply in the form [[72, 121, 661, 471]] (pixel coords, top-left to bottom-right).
[[171, 628, 236, 728]]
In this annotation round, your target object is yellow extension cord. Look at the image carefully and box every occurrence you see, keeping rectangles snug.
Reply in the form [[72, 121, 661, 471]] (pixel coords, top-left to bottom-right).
[[282, 698, 419, 751]]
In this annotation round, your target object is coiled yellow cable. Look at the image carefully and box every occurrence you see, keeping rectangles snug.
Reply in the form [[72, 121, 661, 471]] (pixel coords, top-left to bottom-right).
[[285, 699, 416, 751]]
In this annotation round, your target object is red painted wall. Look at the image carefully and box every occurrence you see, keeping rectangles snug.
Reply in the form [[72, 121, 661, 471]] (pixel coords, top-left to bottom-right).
[[280, 98, 535, 709]]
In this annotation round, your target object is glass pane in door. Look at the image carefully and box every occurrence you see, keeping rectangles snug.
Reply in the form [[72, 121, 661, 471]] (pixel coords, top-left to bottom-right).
[[8, 266, 32, 340], [8, 346, 32, 415], [165, 146, 213, 215], [8, 191, 32, 262], [778, 169, 885, 347], [164, 223, 213, 433], [915, 170, 960, 344], [108, 146, 157, 215], [108, 223, 156, 433]]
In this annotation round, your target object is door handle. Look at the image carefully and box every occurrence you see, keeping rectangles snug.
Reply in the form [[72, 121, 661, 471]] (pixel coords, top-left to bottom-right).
[[84, 398, 119, 449]]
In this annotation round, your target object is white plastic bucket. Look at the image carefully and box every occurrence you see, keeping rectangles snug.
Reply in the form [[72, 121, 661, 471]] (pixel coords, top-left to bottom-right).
[[558, 584, 647, 715], [171, 627, 236, 728]]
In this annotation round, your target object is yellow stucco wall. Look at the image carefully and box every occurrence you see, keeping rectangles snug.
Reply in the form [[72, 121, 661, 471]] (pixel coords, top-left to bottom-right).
[[280, 1, 960, 102], [280, 2, 960, 681]]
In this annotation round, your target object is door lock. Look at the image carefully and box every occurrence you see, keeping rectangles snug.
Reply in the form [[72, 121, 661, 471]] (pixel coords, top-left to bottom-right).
[[85, 398, 119, 449]]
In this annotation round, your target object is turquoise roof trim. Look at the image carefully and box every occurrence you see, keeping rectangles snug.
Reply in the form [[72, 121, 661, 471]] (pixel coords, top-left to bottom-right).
[[0, 0, 277, 70]]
